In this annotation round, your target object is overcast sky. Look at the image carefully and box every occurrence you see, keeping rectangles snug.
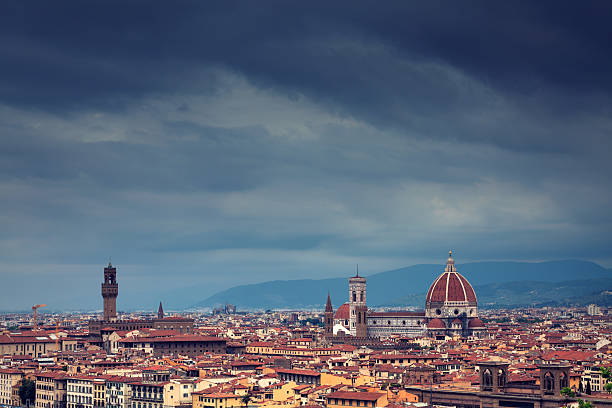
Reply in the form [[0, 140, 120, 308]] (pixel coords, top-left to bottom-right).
[[1, 2, 611, 311]]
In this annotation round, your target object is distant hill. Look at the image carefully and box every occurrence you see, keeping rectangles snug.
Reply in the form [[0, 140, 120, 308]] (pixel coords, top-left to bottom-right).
[[194, 260, 610, 309], [476, 278, 612, 308]]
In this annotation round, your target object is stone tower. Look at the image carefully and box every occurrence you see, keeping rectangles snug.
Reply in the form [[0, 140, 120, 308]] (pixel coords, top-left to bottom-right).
[[324, 292, 334, 338], [539, 363, 570, 396], [101, 261, 118, 321], [349, 267, 368, 337]]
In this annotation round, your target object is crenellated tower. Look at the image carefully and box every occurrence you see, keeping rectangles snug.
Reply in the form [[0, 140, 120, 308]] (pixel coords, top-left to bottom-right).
[[101, 261, 118, 321]]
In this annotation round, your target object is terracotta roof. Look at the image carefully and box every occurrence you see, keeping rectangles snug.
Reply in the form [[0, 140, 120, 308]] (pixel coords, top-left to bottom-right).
[[426, 271, 477, 303], [427, 318, 446, 329], [276, 368, 320, 377], [130, 335, 224, 343], [334, 303, 350, 320], [369, 311, 425, 317], [468, 318, 485, 328], [327, 391, 384, 401]]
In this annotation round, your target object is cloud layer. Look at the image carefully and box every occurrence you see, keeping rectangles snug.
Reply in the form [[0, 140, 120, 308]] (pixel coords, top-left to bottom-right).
[[1, 2, 611, 310]]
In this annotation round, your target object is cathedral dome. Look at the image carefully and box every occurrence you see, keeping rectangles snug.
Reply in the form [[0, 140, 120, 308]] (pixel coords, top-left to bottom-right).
[[334, 303, 350, 320], [427, 318, 446, 329], [468, 317, 485, 328], [426, 251, 477, 305]]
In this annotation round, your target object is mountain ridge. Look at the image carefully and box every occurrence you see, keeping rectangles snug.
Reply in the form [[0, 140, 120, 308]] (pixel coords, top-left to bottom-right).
[[194, 259, 610, 309]]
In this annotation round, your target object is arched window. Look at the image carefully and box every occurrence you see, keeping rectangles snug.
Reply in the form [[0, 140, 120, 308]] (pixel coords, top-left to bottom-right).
[[544, 372, 554, 393], [560, 372, 568, 389], [483, 369, 493, 389], [498, 369, 506, 388]]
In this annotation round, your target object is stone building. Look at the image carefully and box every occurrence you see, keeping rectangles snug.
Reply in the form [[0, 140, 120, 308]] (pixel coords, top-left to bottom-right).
[[118, 335, 227, 357], [0, 368, 23, 407], [404, 362, 602, 408], [325, 251, 485, 339], [35, 372, 68, 408], [88, 262, 194, 344], [67, 376, 93, 408]]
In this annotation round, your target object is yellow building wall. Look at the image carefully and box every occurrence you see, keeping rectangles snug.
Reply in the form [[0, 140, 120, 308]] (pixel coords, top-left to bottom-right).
[[389, 389, 418, 403], [321, 373, 352, 387], [327, 394, 388, 408], [193, 395, 243, 408], [272, 382, 297, 402]]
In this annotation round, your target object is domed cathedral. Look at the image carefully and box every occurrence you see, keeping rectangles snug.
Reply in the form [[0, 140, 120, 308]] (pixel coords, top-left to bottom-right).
[[425, 250, 485, 338], [324, 251, 485, 341]]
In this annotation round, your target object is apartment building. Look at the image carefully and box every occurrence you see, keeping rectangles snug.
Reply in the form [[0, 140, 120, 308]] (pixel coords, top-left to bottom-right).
[[35, 372, 68, 408], [0, 368, 23, 406], [67, 376, 93, 408]]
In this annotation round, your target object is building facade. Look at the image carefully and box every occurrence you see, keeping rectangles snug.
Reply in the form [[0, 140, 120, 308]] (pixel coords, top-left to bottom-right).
[[163, 379, 195, 408], [35, 372, 68, 408], [105, 377, 133, 408], [130, 382, 164, 408], [119, 335, 227, 357], [0, 368, 23, 407], [0, 335, 58, 358], [92, 378, 105, 408], [192, 392, 243, 408], [67, 376, 93, 408]]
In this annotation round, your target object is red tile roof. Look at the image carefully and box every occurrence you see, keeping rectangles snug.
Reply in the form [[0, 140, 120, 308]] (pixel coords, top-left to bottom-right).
[[327, 391, 385, 401], [334, 303, 350, 320], [276, 368, 321, 377], [426, 271, 477, 303]]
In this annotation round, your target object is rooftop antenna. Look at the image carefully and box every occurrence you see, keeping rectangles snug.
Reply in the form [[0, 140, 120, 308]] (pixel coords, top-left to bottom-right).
[[356, 264, 359, 277]]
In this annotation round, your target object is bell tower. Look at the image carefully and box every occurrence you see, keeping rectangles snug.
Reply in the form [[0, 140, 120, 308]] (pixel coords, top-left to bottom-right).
[[102, 261, 118, 321], [325, 293, 334, 338], [349, 266, 368, 337]]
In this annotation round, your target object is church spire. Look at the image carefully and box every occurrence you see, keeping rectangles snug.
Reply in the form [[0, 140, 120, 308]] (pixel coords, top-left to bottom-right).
[[158, 301, 164, 319], [325, 292, 333, 312]]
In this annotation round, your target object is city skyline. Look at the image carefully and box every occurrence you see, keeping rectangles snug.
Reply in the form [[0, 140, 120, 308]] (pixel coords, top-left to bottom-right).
[[1, 4, 612, 408], [1, 2, 611, 311]]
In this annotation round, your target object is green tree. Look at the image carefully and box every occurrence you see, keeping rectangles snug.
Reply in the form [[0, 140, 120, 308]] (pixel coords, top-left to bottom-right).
[[605, 383, 612, 394], [578, 399, 594, 408], [241, 391, 253, 408], [561, 387, 576, 398], [18, 379, 35, 407], [586, 379, 592, 395], [601, 367, 611, 380]]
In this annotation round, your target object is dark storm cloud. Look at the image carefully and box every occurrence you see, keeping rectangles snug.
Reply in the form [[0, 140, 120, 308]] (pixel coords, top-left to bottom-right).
[[0, 124, 273, 191], [2, 2, 611, 150], [1, 1, 611, 310]]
